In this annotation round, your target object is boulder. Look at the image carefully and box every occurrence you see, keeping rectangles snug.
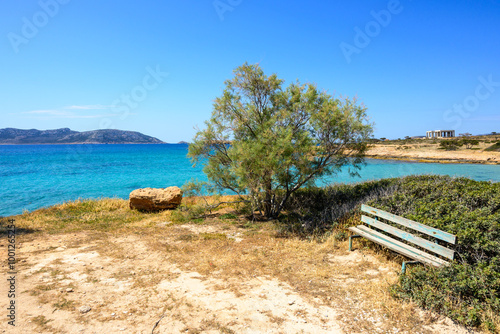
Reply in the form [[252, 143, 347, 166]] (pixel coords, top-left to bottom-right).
[[129, 186, 182, 211]]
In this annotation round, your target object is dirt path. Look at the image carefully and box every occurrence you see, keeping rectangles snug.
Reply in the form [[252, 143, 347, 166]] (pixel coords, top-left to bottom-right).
[[1, 228, 476, 334]]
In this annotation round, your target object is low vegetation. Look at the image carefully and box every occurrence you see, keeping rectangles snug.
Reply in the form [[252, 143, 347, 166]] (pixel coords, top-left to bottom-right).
[[284, 175, 500, 331], [439, 139, 463, 150], [2, 198, 160, 234], [438, 138, 480, 150], [172, 175, 500, 331], [3, 175, 498, 332], [368, 176, 499, 331], [485, 141, 500, 152]]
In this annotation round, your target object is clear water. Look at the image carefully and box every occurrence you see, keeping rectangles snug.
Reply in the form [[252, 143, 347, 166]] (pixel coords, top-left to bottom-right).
[[1, 144, 499, 217]]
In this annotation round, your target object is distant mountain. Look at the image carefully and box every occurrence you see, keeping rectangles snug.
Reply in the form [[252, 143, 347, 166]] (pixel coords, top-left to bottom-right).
[[0, 128, 165, 144]]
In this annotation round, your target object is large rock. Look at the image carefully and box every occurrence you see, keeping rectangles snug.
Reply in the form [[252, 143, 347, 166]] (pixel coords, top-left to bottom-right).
[[129, 186, 182, 211]]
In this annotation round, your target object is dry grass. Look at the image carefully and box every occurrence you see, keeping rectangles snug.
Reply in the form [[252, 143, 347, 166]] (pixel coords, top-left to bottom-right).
[[31, 315, 56, 332], [6, 195, 247, 235], [7, 198, 156, 234], [138, 216, 435, 332], [4, 197, 468, 333]]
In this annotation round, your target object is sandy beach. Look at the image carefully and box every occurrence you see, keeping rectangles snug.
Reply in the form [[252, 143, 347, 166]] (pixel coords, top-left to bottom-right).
[[366, 141, 500, 164]]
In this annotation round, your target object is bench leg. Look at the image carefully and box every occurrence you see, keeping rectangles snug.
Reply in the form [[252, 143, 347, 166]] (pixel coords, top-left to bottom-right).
[[348, 235, 362, 251], [401, 261, 420, 274]]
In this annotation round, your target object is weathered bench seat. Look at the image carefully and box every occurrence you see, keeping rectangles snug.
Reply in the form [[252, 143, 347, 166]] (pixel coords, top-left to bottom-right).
[[348, 204, 457, 273]]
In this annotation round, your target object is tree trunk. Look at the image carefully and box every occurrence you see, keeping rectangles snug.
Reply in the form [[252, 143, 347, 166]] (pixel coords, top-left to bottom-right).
[[263, 179, 273, 218]]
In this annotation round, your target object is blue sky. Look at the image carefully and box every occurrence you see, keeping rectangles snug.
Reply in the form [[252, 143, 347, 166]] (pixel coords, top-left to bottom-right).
[[1, 0, 499, 142]]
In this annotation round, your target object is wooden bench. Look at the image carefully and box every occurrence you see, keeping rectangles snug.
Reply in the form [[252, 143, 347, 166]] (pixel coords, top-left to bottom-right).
[[348, 204, 457, 274]]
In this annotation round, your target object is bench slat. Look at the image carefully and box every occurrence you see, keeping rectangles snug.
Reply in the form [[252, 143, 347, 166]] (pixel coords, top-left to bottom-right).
[[349, 226, 449, 267], [361, 204, 456, 244], [361, 215, 455, 260]]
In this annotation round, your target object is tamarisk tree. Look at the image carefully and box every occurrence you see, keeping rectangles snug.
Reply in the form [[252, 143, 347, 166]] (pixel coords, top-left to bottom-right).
[[188, 63, 373, 219]]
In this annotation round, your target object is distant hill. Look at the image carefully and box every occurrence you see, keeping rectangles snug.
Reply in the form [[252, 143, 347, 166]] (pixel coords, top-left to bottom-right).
[[0, 128, 165, 144]]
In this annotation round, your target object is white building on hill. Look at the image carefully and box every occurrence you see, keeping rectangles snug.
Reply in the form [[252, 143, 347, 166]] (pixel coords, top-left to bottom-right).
[[426, 130, 455, 138]]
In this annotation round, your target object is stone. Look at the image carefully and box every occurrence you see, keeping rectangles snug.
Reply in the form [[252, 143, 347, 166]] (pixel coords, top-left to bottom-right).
[[129, 186, 183, 211], [79, 306, 91, 314]]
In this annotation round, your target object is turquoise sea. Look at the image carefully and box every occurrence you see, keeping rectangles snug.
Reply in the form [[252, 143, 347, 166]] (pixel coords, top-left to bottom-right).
[[1, 144, 499, 217]]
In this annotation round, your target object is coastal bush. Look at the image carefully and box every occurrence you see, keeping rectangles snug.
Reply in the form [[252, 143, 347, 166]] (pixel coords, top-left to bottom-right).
[[188, 62, 372, 219], [485, 141, 500, 152], [173, 180, 250, 222], [282, 175, 499, 330], [461, 138, 480, 149], [439, 139, 463, 150], [366, 175, 500, 331], [282, 178, 399, 235]]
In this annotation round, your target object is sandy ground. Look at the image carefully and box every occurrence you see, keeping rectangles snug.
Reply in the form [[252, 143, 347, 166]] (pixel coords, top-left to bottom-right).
[[0, 226, 478, 334], [367, 143, 500, 164]]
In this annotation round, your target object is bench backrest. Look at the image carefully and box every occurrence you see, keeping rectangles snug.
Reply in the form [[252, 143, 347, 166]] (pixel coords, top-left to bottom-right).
[[361, 204, 456, 260]]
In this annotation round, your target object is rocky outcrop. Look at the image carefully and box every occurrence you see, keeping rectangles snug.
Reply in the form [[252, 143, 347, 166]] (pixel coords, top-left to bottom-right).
[[129, 186, 183, 211], [0, 128, 165, 144]]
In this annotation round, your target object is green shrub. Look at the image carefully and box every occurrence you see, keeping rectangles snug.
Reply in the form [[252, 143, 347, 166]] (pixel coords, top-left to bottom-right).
[[284, 175, 500, 330], [461, 138, 480, 149], [485, 141, 500, 152], [367, 175, 500, 331], [391, 262, 499, 330], [283, 178, 398, 234], [439, 139, 463, 150]]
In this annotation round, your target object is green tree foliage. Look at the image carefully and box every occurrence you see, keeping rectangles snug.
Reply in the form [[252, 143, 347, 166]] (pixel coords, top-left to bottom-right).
[[439, 139, 463, 150], [461, 138, 480, 149], [188, 63, 373, 219]]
